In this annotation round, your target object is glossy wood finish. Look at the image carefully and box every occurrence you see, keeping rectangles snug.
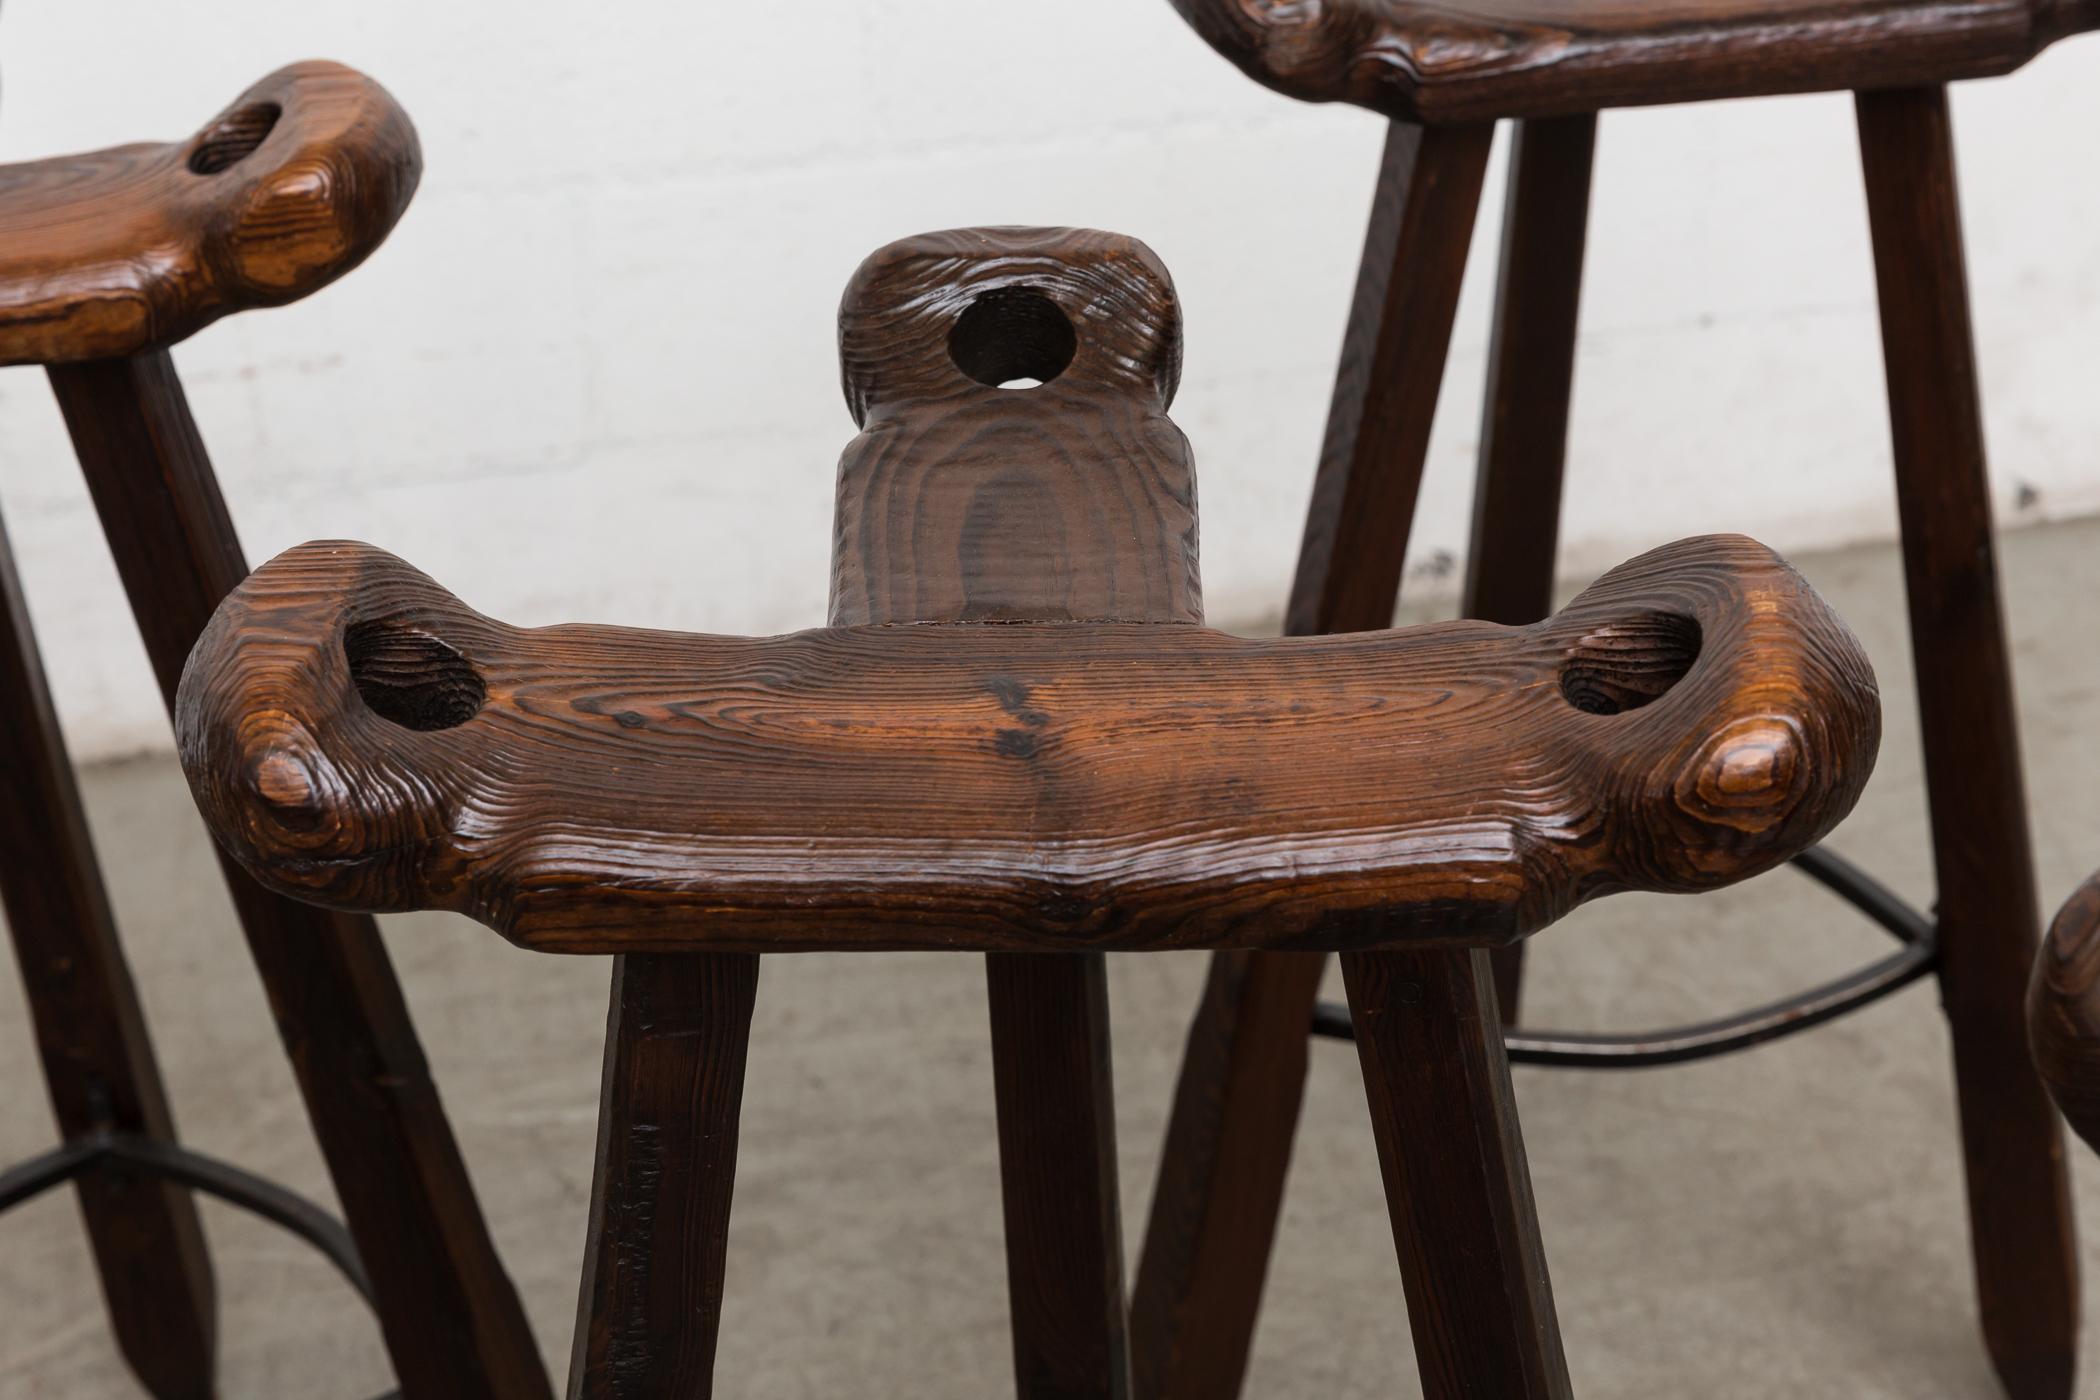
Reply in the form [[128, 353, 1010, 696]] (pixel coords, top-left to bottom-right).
[[568, 953, 759, 1400], [1344, 948, 1571, 1398], [1857, 85, 2077, 1400], [177, 532, 1879, 956], [1288, 120, 1491, 638], [0, 513, 216, 1400], [1471, 114, 1598, 1020], [836, 227, 1188, 1399], [1136, 109, 1596, 1350], [48, 353, 551, 1400], [0, 62, 419, 366], [1163, 2, 2090, 1383], [2032, 872, 2100, 1155], [833, 226, 1199, 629], [1136, 120, 1488, 1398], [1167, 0, 2100, 124], [568, 227, 1195, 1398], [174, 223, 1892, 1400]]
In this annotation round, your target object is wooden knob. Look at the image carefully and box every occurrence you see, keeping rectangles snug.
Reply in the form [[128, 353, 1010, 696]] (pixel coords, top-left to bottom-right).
[[2031, 871, 2100, 1153], [0, 61, 420, 366], [174, 532, 1879, 956]]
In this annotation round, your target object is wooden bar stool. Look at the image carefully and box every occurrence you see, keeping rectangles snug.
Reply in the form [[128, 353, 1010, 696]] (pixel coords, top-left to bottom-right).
[[1138, 6, 2100, 1397], [0, 64, 548, 1399], [170, 226, 1882, 1398]]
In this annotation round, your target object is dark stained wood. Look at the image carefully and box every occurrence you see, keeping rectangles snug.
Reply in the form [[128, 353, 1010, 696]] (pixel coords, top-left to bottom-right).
[[569, 227, 1188, 1399], [836, 227, 1186, 1399], [1465, 116, 1594, 633], [1342, 948, 1571, 1399], [833, 226, 1199, 629], [1287, 120, 1491, 638], [1138, 121, 1486, 1396], [0, 62, 419, 366], [172, 224, 1892, 1400], [1129, 948, 1324, 1399], [567, 953, 760, 1400], [984, 954, 1130, 1400], [0, 512, 217, 1400], [48, 356, 246, 701], [1857, 84, 2077, 1400], [2031, 872, 2100, 1154], [1166, 0, 2100, 124], [1471, 114, 1598, 1021], [48, 353, 551, 1400], [176, 532, 1880, 955], [1164, 2, 2087, 1386]]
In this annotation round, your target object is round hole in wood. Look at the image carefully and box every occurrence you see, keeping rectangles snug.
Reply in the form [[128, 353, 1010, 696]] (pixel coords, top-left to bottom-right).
[[188, 102, 283, 175], [1559, 611, 1702, 716], [948, 288, 1077, 390], [344, 621, 486, 731]]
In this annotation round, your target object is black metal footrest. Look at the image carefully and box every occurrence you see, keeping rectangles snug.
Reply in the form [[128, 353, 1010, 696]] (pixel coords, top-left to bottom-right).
[[1311, 846, 1939, 1069], [0, 1129, 398, 1399]]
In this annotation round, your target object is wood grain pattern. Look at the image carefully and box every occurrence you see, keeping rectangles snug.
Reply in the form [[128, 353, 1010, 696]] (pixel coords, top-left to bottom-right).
[[1135, 127, 1486, 1395], [0, 61, 418, 366], [1344, 948, 1572, 1398], [1287, 120, 1491, 637], [833, 226, 1198, 628], [985, 952, 1130, 1400], [169, 222, 1888, 1400], [837, 227, 1163, 1400], [1857, 85, 2077, 1400], [0, 511, 217, 1400], [1471, 113, 1598, 1021], [1130, 948, 1324, 1399], [1167, 0, 2100, 124], [568, 227, 1169, 1400], [2031, 872, 2100, 1156], [178, 532, 1879, 954], [51, 354, 551, 1400], [567, 953, 759, 1400]]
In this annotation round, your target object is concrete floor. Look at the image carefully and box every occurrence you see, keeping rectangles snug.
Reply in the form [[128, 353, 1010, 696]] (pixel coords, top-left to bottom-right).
[[3, 518, 2099, 1398]]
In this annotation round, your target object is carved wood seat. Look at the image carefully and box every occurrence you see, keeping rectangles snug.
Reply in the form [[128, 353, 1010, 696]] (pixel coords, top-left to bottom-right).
[[1172, 0, 2100, 122], [178, 533, 1876, 955], [171, 227, 1884, 1397], [0, 61, 418, 367]]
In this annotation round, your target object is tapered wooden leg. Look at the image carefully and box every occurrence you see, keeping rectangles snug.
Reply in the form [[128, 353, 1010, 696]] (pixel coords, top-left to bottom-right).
[[1129, 950, 1323, 1400], [48, 352, 553, 1400], [987, 953, 1129, 1400], [1287, 120, 1496, 637], [1343, 949, 1570, 1400], [1857, 85, 2078, 1400], [1470, 114, 1597, 1021], [569, 953, 760, 1400], [0, 511, 216, 1400], [1131, 119, 1492, 1400]]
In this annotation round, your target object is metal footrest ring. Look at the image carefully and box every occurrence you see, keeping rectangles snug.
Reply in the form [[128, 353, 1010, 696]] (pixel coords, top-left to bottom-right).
[[1, 1129, 373, 1301], [1311, 846, 1938, 1069], [0, 1129, 399, 1399]]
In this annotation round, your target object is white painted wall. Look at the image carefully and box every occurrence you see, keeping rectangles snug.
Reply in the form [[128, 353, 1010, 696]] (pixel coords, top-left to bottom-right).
[[2, 3, 2096, 759]]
